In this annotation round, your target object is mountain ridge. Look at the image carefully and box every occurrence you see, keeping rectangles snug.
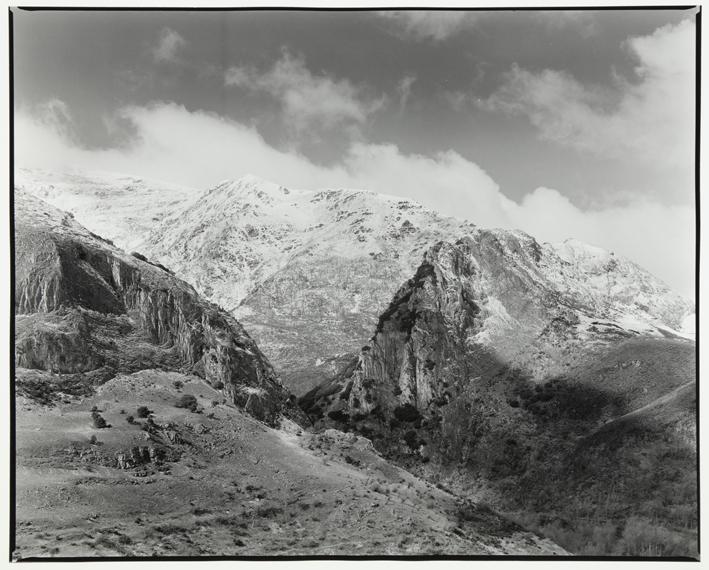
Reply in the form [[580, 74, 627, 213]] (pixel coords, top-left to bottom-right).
[[17, 168, 694, 398]]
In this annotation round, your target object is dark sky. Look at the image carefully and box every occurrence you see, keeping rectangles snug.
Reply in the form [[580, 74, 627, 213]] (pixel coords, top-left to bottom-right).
[[12, 8, 698, 296], [13, 8, 694, 204]]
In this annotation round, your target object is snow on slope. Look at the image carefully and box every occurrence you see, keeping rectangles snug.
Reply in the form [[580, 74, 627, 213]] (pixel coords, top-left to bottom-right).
[[143, 175, 479, 311], [15, 167, 197, 250], [138, 175, 694, 391], [549, 237, 694, 335], [16, 168, 695, 391]]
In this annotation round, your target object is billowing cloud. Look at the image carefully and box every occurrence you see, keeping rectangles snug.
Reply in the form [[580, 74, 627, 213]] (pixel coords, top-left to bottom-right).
[[504, 187, 694, 299], [482, 20, 695, 198], [378, 11, 481, 42], [14, 100, 696, 299], [225, 51, 385, 132], [152, 27, 186, 63]]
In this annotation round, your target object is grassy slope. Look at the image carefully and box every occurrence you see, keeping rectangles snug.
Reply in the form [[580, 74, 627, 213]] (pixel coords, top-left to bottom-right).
[[440, 338, 698, 557], [14, 369, 565, 559]]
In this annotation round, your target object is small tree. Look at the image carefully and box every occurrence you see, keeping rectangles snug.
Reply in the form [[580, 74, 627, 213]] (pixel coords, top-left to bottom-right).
[[89, 435, 98, 445], [176, 394, 198, 412], [126, 415, 135, 424]]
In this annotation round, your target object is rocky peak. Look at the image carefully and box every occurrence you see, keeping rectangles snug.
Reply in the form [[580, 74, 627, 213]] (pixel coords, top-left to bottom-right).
[[301, 228, 694, 426]]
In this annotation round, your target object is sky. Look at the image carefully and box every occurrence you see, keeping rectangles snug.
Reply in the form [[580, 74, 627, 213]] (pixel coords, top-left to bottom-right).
[[12, 7, 697, 298]]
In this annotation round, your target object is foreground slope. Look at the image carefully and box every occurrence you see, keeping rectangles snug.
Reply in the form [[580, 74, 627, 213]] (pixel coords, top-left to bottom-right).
[[15, 371, 567, 558], [302, 236, 697, 557]]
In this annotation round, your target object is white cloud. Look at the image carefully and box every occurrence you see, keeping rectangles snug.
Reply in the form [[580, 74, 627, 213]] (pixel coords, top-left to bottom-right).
[[482, 19, 695, 198], [15, 100, 695, 299], [152, 28, 186, 63], [505, 187, 694, 298], [378, 11, 480, 42], [225, 51, 385, 132]]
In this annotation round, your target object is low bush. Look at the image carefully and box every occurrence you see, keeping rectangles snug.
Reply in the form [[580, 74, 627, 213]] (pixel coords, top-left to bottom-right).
[[91, 411, 107, 429], [394, 404, 421, 423], [176, 394, 198, 412]]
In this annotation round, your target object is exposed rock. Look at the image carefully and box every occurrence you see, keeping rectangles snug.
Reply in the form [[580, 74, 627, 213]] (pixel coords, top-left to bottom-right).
[[14, 189, 304, 426]]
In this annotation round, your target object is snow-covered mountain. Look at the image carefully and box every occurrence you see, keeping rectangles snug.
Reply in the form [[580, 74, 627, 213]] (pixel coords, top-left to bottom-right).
[[17, 168, 695, 394], [143, 175, 693, 392], [15, 167, 197, 251]]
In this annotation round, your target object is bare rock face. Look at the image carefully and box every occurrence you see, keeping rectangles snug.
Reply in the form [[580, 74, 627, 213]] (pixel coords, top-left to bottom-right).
[[302, 232, 695, 426], [14, 190, 302, 426], [15, 310, 102, 373], [301, 234, 696, 557]]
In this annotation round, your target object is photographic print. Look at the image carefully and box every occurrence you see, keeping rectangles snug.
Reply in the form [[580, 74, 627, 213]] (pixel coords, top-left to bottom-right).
[[10, 5, 698, 560]]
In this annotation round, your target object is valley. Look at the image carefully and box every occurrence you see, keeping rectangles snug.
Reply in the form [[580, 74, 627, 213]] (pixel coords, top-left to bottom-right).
[[13, 168, 697, 559]]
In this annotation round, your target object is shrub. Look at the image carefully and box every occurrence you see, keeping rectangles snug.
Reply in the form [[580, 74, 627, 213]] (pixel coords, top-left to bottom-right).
[[89, 435, 98, 445], [176, 394, 198, 412], [136, 406, 152, 418], [394, 403, 421, 423], [91, 411, 107, 429], [403, 430, 420, 450], [327, 409, 349, 422], [126, 415, 135, 424], [173, 380, 184, 390], [617, 516, 687, 557], [213, 381, 225, 390]]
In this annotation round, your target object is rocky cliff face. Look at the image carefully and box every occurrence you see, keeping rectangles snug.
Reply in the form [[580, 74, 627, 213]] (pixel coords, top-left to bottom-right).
[[300, 233, 696, 557], [302, 232, 693, 425], [14, 190, 301, 426]]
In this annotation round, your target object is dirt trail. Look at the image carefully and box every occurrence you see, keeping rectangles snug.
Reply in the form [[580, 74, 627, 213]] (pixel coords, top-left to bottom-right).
[[591, 380, 694, 436]]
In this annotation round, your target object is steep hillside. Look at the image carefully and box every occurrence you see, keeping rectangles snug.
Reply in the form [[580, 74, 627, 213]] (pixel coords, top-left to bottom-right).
[[14, 189, 298, 425], [301, 236, 697, 557]]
